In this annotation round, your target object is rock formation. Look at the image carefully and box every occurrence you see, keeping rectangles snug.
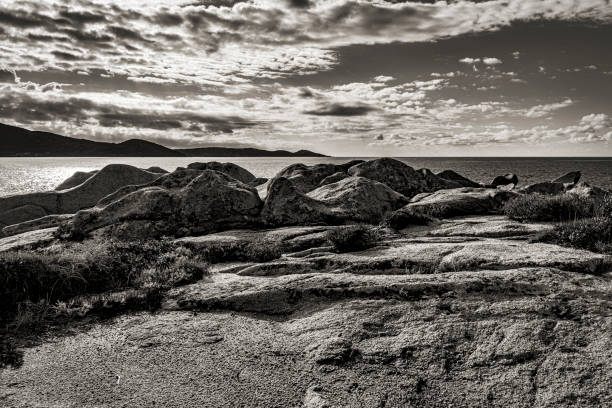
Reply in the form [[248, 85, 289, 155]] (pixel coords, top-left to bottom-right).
[[186, 162, 256, 184], [490, 173, 519, 188], [347, 158, 430, 198], [55, 170, 98, 190], [436, 170, 481, 188], [65, 170, 262, 239], [404, 187, 518, 218], [0, 165, 162, 227]]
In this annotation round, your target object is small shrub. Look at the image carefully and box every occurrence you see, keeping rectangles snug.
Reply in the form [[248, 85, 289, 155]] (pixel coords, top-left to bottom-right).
[[197, 239, 282, 263], [327, 225, 380, 253], [382, 207, 434, 230], [0, 239, 205, 326], [504, 194, 596, 222], [538, 216, 612, 254], [595, 194, 612, 219]]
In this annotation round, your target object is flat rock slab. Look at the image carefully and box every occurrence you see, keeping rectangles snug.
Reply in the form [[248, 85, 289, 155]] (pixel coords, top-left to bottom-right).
[[423, 216, 554, 238], [0, 227, 57, 252], [3, 268, 611, 407]]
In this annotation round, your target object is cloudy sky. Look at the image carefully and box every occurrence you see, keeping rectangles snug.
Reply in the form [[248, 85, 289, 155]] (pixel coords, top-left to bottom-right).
[[1, 0, 611, 156]]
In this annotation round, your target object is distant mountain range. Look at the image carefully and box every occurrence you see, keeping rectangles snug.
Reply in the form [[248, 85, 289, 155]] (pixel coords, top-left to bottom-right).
[[0, 123, 327, 157]]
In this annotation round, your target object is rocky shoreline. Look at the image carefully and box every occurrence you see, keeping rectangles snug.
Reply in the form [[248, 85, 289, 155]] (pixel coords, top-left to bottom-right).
[[1, 158, 611, 407]]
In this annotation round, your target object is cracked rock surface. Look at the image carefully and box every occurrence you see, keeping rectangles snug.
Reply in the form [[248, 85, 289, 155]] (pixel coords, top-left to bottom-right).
[[1, 216, 611, 407]]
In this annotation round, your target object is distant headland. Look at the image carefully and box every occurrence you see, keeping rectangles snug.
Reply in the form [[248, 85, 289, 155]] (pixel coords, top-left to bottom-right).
[[0, 123, 327, 157]]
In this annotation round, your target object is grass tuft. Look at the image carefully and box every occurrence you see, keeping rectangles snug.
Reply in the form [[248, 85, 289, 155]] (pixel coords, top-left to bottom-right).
[[503, 194, 599, 222]]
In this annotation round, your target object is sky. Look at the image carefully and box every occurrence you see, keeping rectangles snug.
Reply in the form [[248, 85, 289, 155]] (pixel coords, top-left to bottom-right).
[[1, 0, 611, 156]]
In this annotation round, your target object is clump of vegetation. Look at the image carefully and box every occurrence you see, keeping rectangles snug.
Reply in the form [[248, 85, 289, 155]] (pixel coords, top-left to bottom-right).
[[327, 225, 381, 253], [0, 240, 208, 329], [537, 217, 612, 254], [529, 194, 612, 254], [382, 207, 434, 230], [195, 238, 282, 263], [503, 194, 597, 222]]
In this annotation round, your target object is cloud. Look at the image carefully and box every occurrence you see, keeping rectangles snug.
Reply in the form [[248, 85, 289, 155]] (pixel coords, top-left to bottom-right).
[[304, 104, 375, 116], [525, 98, 573, 118], [459, 57, 480, 64], [482, 57, 502, 65]]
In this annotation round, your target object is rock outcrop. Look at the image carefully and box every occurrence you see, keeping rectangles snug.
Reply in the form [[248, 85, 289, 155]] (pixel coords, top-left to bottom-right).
[[491, 173, 519, 188], [271, 163, 349, 193], [520, 182, 567, 195], [55, 170, 98, 190], [65, 170, 262, 239], [436, 170, 481, 188], [186, 162, 256, 184], [404, 187, 518, 218], [260, 177, 336, 226], [553, 171, 581, 184], [0, 165, 162, 227], [260, 176, 409, 227], [347, 158, 430, 198], [308, 176, 409, 222]]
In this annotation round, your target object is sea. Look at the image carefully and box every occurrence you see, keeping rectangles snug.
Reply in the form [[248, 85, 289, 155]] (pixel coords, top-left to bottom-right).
[[0, 157, 611, 197]]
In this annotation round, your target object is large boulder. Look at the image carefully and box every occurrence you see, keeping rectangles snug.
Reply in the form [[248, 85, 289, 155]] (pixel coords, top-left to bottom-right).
[[553, 171, 581, 185], [418, 168, 465, 191], [436, 170, 481, 188], [271, 163, 348, 194], [187, 162, 255, 184], [0, 165, 162, 227], [347, 158, 429, 198], [490, 173, 519, 188], [520, 182, 567, 195], [260, 176, 410, 227], [55, 170, 97, 190], [64, 170, 262, 239], [145, 166, 169, 174], [260, 177, 334, 226], [308, 177, 409, 222], [404, 187, 518, 218], [318, 172, 348, 187]]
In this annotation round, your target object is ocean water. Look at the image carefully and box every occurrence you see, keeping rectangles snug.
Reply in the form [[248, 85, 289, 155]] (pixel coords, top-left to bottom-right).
[[0, 156, 610, 197]]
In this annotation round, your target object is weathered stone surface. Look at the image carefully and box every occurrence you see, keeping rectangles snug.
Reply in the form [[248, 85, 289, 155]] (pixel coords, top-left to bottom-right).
[[318, 171, 348, 187], [2, 214, 72, 237], [436, 170, 481, 188], [2, 215, 612, 407], [271, 162, 351, 193], [424, 216, 553, 238], [249, 177, 268, 187], [552, 171, 581, 184], [0, 204, 47, 228], [307, 176, 409, 222], [0, 164, 161, 227], [66, 170, 262, 238], [145, 166, 169, 173], [186, 161, 256, 184], [0, 227, 57, 252], [347, 158, 429, 198], [520, 182, 567, 195], [260, 177, 335, 226], [491, 173, 519, 188], [55, 170, 97, 190], [260, 176, 409, 227], [405, 187, 518, 218], [418, 168, 465, 190]]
